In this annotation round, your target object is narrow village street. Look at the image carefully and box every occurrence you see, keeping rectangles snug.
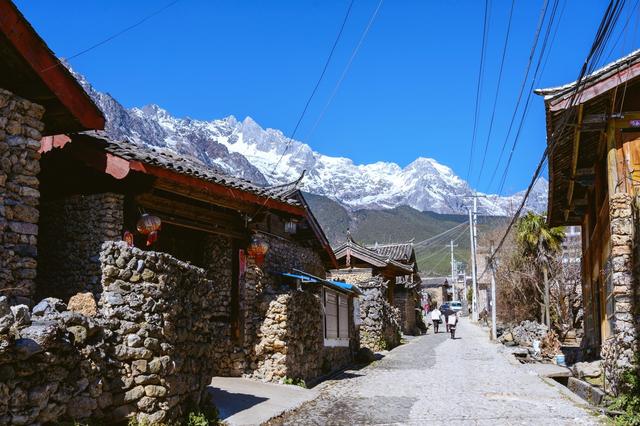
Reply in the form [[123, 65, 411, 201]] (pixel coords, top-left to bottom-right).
[[270, 319, 600, 426]]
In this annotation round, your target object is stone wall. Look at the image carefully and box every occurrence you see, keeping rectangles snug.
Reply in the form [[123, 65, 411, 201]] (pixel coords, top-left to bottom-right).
[[202, 235, 243, 376], [329, 268, 373, 285], [37, 193, 124, 300], [601, 193, 639, 394], [250, 290, 323, 383], [0, 241, 235, 424], [358, 277, 401, 351], [242, 234, 356, 383], [98, 241, 231, 423], [0, 88, 45, 305], [0, 295, 109, 425]]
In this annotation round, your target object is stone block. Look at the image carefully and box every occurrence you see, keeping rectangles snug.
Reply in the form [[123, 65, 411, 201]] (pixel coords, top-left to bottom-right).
[[8, 221, 37, 235], [67, 292, 97, 317], [123, 386, 145, 403], [144, 385, 167, 398]]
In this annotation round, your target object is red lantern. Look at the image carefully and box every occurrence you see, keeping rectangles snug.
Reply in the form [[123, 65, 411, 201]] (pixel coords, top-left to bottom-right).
[[137, 214, 161, 235], [123, 231, 134, 247], [146, 230, 159, 246], [137, 214, 161, 247], [247, 234, 269, 266]]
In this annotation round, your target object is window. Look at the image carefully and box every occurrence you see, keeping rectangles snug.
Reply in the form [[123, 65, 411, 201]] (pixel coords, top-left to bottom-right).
[[323, 288, 350, 347], [324, 290, 338, 339], [339, 294, 348, 338]]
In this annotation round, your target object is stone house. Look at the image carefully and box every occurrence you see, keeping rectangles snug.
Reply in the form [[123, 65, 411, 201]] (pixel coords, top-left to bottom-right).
[[0, 2, 360, 423], [331, 235, 422, 335], [536, 49, 640, 393], [36, 130, 362, 377], [421, 276, 452, 308], [0, 0, 106, 305]]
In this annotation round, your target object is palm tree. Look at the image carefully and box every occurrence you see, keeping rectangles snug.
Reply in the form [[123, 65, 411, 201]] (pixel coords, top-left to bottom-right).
[[515, 212, 565, 328]]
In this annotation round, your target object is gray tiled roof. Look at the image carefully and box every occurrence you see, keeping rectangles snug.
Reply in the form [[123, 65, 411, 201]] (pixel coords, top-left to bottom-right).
[[75, 131, 301, 206], [366, 242, 414, 263]]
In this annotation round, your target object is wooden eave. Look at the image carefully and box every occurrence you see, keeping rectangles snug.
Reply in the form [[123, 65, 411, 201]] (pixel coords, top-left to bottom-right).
[[542, 83, 618, 226], [334, 243, 413, 276], [56, 137, 307, 217], [0, 0, 105, 134]]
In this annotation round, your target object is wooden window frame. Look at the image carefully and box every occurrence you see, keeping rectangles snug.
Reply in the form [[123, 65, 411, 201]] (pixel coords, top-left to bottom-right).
[[323, 287, 350, 347]]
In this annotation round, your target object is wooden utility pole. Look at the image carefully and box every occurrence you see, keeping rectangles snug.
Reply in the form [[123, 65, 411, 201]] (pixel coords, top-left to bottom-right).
[[490, 240, 497, 340]]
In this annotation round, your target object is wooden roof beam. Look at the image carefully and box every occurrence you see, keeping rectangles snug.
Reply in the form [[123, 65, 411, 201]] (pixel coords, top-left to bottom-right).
[[565, 104, 584, 222]]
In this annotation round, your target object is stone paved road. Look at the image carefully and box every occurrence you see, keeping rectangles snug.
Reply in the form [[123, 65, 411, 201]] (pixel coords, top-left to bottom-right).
[[269, 319, 601, 426]]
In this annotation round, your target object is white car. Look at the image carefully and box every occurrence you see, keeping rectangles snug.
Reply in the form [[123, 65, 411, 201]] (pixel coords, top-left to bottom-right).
[[450, 301, 463, 313]]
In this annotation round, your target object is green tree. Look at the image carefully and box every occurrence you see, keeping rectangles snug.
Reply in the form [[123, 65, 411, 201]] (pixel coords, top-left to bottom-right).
[[515, 212, 565, 328]]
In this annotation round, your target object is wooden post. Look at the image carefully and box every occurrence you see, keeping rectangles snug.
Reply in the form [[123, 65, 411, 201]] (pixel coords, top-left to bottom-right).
[[543, 264, 551, 329]]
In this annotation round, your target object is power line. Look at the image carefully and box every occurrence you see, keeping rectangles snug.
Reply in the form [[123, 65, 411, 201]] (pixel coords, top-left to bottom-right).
[[486, 0, 552, 190], [417, 225, 470, 259], [268, 0, 355, 178], [304, 0, 384, 143], [496, 0, 562, 195], [414, 221, 467, 248], [248, 0, 355, 222], [466, 0, 491, 181], [475, 0, 515, 186], [277, 0, 385, 182], [42, 0, 182, 72], [604, 0, 640, 62], [483, 0, 628, 277], [422, 225, 469, 275]]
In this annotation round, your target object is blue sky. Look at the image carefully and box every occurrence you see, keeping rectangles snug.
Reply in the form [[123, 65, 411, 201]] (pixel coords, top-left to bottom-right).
[[17, 0, 640, 194]]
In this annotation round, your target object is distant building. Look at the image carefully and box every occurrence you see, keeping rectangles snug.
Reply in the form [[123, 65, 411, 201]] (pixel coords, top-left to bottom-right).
[[332, 235, 422, 335]]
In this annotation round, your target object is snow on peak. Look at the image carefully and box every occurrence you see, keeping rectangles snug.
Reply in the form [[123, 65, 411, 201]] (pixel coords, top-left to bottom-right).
[[72, 67, 546, 216]]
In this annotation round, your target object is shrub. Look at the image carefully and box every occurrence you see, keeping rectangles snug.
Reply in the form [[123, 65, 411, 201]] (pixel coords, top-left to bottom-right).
[[282, 376, 307, 388], [609, 368, 640, 425]]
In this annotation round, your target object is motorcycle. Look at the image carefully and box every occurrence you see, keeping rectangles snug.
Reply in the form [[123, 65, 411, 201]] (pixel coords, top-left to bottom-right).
[[449, 322, 456, 339]]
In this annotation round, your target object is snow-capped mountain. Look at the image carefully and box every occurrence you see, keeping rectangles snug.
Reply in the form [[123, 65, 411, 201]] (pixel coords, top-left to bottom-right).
[[73, 70, 547, 216]]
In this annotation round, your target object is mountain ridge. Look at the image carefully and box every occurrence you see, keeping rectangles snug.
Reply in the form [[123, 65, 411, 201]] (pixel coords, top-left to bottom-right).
[[71, 68, 547, 216]]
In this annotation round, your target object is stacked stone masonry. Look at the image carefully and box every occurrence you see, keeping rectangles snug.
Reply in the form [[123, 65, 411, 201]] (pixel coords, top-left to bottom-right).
[[37, 193, 124, 300], [243, 235, 357, 384], [0, 240, 237, 424], [329, 268, 373, 285], [0, 88, 45, 305], [601, 193, 639, 394], [357, 277, 401, 352]]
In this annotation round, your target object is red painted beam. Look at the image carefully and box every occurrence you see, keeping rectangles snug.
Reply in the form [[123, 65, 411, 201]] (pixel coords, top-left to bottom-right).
[[0, 0, 105, 131], [128, 161, 307, 217], [40, 134, 71, 153]]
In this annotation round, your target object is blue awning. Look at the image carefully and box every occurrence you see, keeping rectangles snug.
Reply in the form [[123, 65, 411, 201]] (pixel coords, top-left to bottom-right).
[[278, 270, 362, 295], [280, 272, 318, 283], [327, 280, 362, 295]]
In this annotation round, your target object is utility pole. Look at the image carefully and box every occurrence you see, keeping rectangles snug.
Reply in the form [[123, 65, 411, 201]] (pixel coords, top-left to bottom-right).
[[449, 240, 459, 301], [489, 240, 497, 340], [468, 200, 478, 321]]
